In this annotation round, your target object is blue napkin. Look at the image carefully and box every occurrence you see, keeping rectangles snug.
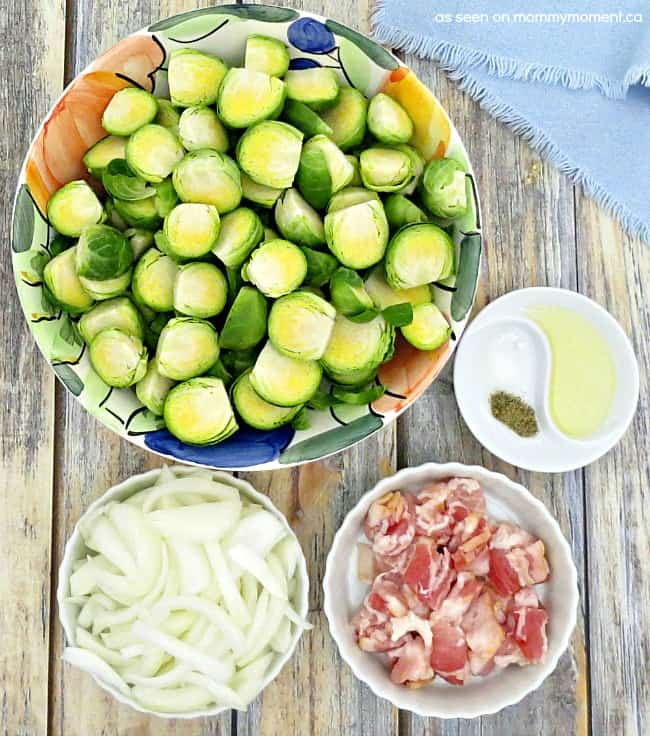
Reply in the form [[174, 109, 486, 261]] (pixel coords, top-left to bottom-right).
[[372, 1, 650, 243]]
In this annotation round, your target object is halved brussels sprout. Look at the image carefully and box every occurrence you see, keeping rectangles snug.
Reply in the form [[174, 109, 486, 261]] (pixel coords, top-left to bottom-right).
[[285, 68, 339, 110], [330, 268, 374, 317], [221, 348, 257, 379], [303, 247, 338, 287], [364, 265, 432, 310], [367, 93, 414, 144], [102, 87, 158, 136], [268, 291, 336, 360], [113, 196, 161, 231], [326, 186, 379, 214], [218, 68, 286, 128], [401, 302, 451, 350], [79, 270, 132, 301], [274, 188, 324, 248], [282, 100, 333, 138], [89, 328, 148, 387], [126, 124, 184, 183], [321, 313, 393, 379], [178, 106, 228, 152], [173, 261, 228, 318], [346, 154, 362, 186], [220, 286, 268, 350], [324, 364, 379, 388], [132, 248, 178, 311], [163, 203, 221, 259], [156, 317, 219, 381], [47, 180, 105, 237], [43, 247, 94, 314], [324, 198, 389, 269], [250, 341, 322, 407], [105, 199, 128, 231], [232, 371, 301, 430], [79, 296, 144, 344], [154, 99, 181, 136], [384, 193, 428, 230], [172, 150, 242, 213], [75, 224, 133, 286], [83, 135, 128, 177], [419, 158, 469, 219], [296, 134, 354, 209], [243, 239, 307, 298], [211, 206, 263, 268], [164, 376, 238, 446], [125, 228, 155, 259], [102, 159, 155, 201], [394, 144, 425, 196], [236, 121, 303, 189], [240, 173, 283, 209], [319, 87, 368, 151], [136, 357, 175, 415], [360, 146, 413, 192], [385, 223, 455, 289], [152, 179, 179, 218], [244, 34, 290, 77], [168, 49, 228, 107]]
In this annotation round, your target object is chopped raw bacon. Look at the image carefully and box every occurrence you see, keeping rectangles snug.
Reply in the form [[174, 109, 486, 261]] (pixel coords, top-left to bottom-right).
[[509, 606, 548, 663], [446, 478, 485, 521], [430, 621, 469, 685], [449, 514, 492, 576], [364, 491, 416, 557], [493, 634, 527, 669], [404, 538, 455, 610], [389, 634, 434, 686], [461, 592, 505, 675], [414, 482, 454, 542], [353, 573, 410, 652], [357, 543, 376, 585], [488, 541, 550, 596], [490, 521, 534, 550], [434, 572, 483, 622]]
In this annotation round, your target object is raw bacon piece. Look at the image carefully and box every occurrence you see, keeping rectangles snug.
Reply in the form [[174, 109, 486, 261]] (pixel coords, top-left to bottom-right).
[[488, 542, 550, 596], [524, 540, 550, 584], [404, 538, 455, 611], [430, 621, 469, 685], [461, 591, 504, 675], [353, 572, 411, 652], [389, 634, 434, 686], [490, 521, 534, 550], [449, 514, 492, 576], [414, 482, 454, 542], [364, 491, 416, 557], [510, 606, 548, 663], [488, 548, 523, 596], [493, 634, 527, 669], [434, 572, 483, 623], [357, 543, 376, 584], [375, 545, 414, 576], [446, 478, 485, 521]]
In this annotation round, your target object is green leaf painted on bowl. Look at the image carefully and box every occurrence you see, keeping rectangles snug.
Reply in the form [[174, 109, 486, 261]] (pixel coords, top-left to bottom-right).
[[126, 407, 165, 435], [325, 20, 399, 71], [12, 185, 40, 253], [53, 364, 84, 396], [338, 37, 371, 94], [221, 5, 298, 21], [149, 5, 297, 34], [279, 414, 382, 464], [450, 233, 481, 322]]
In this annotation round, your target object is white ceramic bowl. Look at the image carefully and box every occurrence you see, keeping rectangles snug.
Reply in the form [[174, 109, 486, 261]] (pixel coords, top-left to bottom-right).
[[57, 465, 309, 719], [323, 463, 579, 719]]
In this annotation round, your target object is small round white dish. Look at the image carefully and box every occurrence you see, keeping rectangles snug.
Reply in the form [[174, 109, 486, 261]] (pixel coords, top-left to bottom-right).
[[453, 287, 639, 473], [323, 463, 579, 719]]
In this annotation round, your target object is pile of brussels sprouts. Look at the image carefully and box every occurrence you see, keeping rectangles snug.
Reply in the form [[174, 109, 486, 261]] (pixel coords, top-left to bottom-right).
[[43, 35, 469, 446]]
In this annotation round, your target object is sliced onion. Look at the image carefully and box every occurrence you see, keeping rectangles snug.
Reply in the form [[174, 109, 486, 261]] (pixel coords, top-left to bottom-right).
[[62, 647, 130, 696], [143, 478, 240, 512], [167, 539, 212, 596], [270, 617, 292, 654], [228, 545, 286, 599], [81, 512, 137, 577], [131, 684, 215, 713], [186, 672, 244, 710], [238, 593, 287, 667], [230, 652, 274, 706], [225, 509, 286, 558], [204, 540, 251, 626], [148, 501, 241, 542], [272, 536, 301, 581], [75, 627, 128, 669]]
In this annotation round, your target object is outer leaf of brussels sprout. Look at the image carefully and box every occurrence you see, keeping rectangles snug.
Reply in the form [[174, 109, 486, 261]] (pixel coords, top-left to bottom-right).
[[221, 348, 258, 378], [153, 179, 179, 218], [219, 286, 268, 351], [102, 159, 155, 201], [383, 193, 428, 230], [282, 100, 333, 138], [296, 134, 354, 209], [382, 302, 413, 327], [329, 267, 374, 317], [75, 224, 133, 281], [302, 247, 338, 287]]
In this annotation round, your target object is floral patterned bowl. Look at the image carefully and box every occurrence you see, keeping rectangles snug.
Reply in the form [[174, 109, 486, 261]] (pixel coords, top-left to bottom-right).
[[11, 4, 482, 471]]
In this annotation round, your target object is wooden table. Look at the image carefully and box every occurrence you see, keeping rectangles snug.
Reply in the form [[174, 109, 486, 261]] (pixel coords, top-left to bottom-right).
[[2, 1, 648, 734]]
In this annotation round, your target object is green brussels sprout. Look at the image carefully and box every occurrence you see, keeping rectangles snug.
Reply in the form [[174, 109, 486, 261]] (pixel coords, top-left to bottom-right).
[[282, 100, 333, 138], [319, 87, 368, 151], [359, 146, 414, 192], [364, 265, 432, 310], [345, 154, 362, 186], [105, 198, 128, 231], [43, 247, 94, 314], [178, 106, 229, 152], [124, 228, 154, 259], [49, 233, 74, 258], [419, 158, 469, 219], [47, 180, 105, 237], [296, 134, 354, 209], [79, 296, 144, 344], [326, 186, 380, 214], [236, 121, 303, 189], [330, 267, 374, 317], [132, 248, 178, 311], [284, 68, 340, 110], [204, 357, 233, 385], [75, 224, 133, 299], [168, 49, 228, 107], [102, 159, 155, 201], [218, 68, 286, 128], [324, 198, 389, 269], [244, 34, 290, 77], [385, 223, 455, 289], [156, 317, 219, 381], [143, 311, 172, 351], [173, 149, 242, 214], [154, 99, 181, 136], [401, 302, 451, 350], [125, 124, 184, 183], [367, 93, 414, 144], [163, 203, 221, 259], [243, 239, 307, 298], [221, 347, 258, 378], [78, 270, 132, 301], [89, 328, 148, 387], [232, 371, 301, 430], [324, 364, 379, 389], [173, 261, 228, 318], [321, 313, 393, 380], [135, 357, 175, 415], [268, 291, 336, 361], [240, 173, 283, 209], [274, 188, 325, 248], [164, 376, 238, 446], [250, 341, 322, 407], [152, 179, 179, 218], [383, 193, 429, 230], [83, 135, 128, 178], [102, 87, 158, 136], [113, 196, 162, 231], [263, 226, 279, 242], [211, 207, 263, 268], [302, 247, 338, 287], [393, 144, 425, 195]]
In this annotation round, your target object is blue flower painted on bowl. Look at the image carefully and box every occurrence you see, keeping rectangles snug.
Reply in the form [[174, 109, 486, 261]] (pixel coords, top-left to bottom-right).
[[288, 57, 322, 70], [287, 17, 336, 54]]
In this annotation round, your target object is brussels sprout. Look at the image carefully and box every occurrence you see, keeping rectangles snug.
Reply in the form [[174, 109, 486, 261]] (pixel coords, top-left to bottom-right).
[[173, 150, 242, 213], [154, 99, 181, 136], [126, 124, 184, 183], [79, 270, 132, 301], [163, 203, 221, 259], [401, 302, 451, 350], [221, 347, 258, 378], [285, 68, 340, 110], [156, 317, 219, 381], [47, 180, 105, 237], [211, 207, 263, 268], [83, 135, 128, 177], [385, 223, 455, 289], [330, 268, 374, 317], [419, 158, 469, 219], [113, 196, 162, 231], [218, 68, 286, 128], [263, 226, 279, 241], [346, 154, 362, 186], [173, 261, 228, 318], [164, 376, 238, 445], [303, 247, 338, 287], [296, 134, 354, 209], [325, 364, 379, 389], [102, 88, 158, 136], [43, 247, 94, 314], [359, 146, 413, 192], [274, 188, 325, 248], [132, 248, 178, 311], [89, 328, 148, 387], [143, 312, 171, 350], [268, 291, 336, 360], [244, 34, 290, 77], [178, 106, 228, 152], [321, 313, 393, 380], [79, 296, 144, 344], [393, 144, 425, 196], [204, 357, 232, 385], [326, 186, 379, 214], [364, 265, 432, 310], [105, 199, 128, 231], [243, 239, 307, 298], [49, 233, 74, 257], [102, 159, 155, 201], [240, 173, 283, 209], [232, 371, 301, 430], [236, 121, 303, 189], [367, 93, 414, 144], [384, 193, 428, 230], [168, 49, 228, 107], [324, 198, 389, 269], [152, 179, 179, 218], [319, 87, 368, 151], [75, 225, 133, 286], [124, 228, 155, 259], [136, 357, 175, 415], [282, 100, 333, 138], [250, 341, 322, 407]]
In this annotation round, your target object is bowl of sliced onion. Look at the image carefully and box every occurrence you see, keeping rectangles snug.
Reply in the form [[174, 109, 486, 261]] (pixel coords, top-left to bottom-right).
[[57, 465, 309, 717]]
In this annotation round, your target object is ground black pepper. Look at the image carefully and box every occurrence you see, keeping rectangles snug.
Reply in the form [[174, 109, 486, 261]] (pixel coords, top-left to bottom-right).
[[490, 390, 539, 438]]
